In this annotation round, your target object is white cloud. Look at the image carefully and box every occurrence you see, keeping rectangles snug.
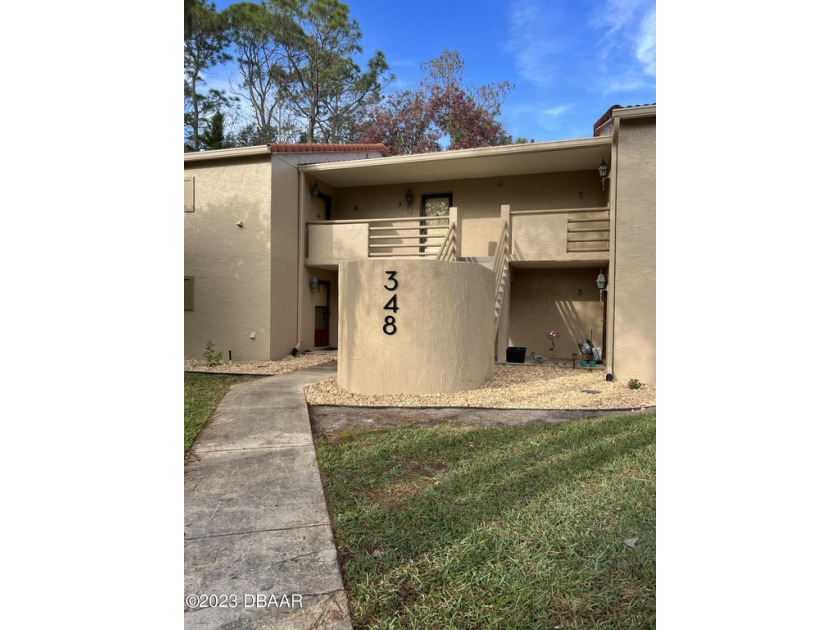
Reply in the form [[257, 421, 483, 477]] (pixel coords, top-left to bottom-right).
[[601, 0, 648, 36], [590, 0, 656, 95], [604, 77, 648, 93], [506, 0, 566, 88], [636, 9, 656, 76], [543, 105, 572, 117]]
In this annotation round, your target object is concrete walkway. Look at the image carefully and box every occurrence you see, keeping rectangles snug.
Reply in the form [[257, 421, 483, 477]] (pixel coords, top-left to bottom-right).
[[184, 363, 352, 630]]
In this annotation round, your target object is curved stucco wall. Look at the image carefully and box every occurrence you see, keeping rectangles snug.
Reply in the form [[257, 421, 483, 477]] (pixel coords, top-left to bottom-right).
[[338, 259, 496, 395]]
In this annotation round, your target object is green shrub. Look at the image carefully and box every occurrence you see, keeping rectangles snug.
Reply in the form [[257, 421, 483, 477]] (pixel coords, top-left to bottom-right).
[[204, 340, 223, 367], [628, 378, 642, 390]]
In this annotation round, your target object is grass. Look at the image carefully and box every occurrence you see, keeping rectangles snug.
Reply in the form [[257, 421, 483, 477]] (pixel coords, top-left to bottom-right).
[[184, 373, 252, 452], [315, 412, 655, 629]]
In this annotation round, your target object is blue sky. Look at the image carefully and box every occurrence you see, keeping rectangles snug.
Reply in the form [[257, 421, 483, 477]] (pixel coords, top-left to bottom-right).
[[206, 0, 656, 142]]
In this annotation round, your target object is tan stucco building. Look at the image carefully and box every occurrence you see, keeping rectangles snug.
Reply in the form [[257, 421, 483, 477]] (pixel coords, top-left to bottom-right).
[[184, 104, 656, 391]]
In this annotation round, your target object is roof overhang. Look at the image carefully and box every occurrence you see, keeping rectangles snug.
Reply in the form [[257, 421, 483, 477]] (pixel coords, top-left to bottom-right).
[[298, 136, 613, 188], [612, 104, 656, 120], [184, 145, 271, 163]]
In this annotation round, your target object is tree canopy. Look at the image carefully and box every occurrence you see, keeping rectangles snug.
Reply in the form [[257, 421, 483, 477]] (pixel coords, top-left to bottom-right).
[[184, 0, 231, 151], [184, 4, 515, 153], [353, 49, 514, 154]]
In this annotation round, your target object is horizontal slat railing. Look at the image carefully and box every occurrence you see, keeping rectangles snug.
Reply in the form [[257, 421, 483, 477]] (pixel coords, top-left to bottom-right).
[[511, 206, 610, 256], [307, 215, 452, 260]]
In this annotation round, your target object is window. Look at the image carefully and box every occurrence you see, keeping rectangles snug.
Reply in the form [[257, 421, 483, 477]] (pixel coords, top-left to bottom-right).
[[185, 276, 194, 311]]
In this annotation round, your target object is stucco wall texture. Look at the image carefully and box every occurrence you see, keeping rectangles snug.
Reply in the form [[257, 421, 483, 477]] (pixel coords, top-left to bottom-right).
[[612, 117, 656, 384], [507, 267, 606, 361], [334, 171, 606, 258], [338, 259, 495, 395], [184, 158, 273, 361]]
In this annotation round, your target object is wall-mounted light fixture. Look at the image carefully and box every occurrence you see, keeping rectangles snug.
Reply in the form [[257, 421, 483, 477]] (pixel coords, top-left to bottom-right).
[[310, 182, 321, 199], [309, 276, 320, 292], [405, 188, 414, 209], [599, 159, 610, 191], [596, 269, 608, 303]]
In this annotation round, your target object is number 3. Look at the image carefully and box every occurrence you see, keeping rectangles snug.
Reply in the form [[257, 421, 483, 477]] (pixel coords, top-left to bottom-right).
[[384, 270, 398, 290]]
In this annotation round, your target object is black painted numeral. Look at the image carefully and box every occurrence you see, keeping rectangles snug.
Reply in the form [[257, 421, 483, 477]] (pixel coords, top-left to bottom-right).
[[383, 294, 399, 313], [384, 270, 398, 291], [383, 315, 397, 335]]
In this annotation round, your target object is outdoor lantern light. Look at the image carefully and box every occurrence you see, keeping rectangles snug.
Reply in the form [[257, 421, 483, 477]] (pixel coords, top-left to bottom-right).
[[310, 182, 321, 199], [309, 276, 320, 291], [596, 269, 608, 302], [405, 188, 414, 208], [599, 158, 609, 190]]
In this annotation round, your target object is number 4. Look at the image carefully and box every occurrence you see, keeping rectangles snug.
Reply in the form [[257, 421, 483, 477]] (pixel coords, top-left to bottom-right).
[[383, 295, 399, 312]]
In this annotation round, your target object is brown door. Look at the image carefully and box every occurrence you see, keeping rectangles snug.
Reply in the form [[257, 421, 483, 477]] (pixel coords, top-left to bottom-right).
[[314, 280, 330, 347]]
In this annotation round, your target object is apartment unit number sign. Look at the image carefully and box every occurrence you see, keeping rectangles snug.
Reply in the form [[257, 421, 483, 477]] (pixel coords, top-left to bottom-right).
[[383, 270, 399, 334]]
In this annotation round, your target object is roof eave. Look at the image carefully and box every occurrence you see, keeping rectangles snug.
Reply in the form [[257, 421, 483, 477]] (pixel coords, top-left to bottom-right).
[[300, 136, 613, 188], [301, 136, 611, 173], [184, 145, 271, 162], [612, 104, 656, 119]]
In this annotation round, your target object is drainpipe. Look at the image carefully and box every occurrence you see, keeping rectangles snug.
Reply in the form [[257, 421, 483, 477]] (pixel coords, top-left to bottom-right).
[[294, 168, 306, 355], [605, 120, 619, 378]]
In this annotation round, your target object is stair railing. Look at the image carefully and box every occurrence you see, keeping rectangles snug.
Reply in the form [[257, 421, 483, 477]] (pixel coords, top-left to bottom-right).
[[435, 221, 458, 261]]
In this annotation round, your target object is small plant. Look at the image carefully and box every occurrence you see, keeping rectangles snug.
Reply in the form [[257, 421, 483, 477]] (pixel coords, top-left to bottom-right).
[[628, 378, 642, 390], [204, 340, 223, 367]]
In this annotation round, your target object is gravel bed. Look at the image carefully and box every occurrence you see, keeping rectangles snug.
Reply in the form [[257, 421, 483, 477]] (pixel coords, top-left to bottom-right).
[[184, 356, 654, 411], [305, 365, 654, 410], [184, 353, 337, 375]]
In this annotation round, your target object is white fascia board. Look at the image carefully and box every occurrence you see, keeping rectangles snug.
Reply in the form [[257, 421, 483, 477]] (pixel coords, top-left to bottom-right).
[[612, 105, 656, 119], [184, 145, 271, 163]]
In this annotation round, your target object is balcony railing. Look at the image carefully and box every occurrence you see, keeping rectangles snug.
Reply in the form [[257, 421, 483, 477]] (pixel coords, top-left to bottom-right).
[[306, 215, 454, 266], [508, 206, 610, 262]]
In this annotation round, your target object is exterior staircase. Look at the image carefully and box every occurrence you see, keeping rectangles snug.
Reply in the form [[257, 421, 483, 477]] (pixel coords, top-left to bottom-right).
[[459, 256, 509, 329]]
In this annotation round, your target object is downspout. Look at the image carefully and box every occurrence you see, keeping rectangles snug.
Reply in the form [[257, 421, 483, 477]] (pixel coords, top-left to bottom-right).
[[294, 169, 305, 355], [606, 119, 620, 378]]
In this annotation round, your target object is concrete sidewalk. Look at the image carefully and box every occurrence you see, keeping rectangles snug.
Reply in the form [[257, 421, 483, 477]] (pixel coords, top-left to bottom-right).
[[184, 363, 352, 630]]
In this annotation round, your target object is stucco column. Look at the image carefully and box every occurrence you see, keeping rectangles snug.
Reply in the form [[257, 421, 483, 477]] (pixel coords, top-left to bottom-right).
[[338, 259, 495, 395]]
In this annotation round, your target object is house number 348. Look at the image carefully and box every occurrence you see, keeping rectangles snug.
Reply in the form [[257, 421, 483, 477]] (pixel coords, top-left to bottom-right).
[[383, 270, 399, 335]]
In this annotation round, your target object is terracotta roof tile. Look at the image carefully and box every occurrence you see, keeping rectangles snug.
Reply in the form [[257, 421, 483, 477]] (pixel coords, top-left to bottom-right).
[[593, 103, 655, 135]]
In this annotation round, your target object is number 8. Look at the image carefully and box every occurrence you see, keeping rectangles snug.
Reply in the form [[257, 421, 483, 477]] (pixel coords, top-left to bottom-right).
[[383, 315, 397, 335]]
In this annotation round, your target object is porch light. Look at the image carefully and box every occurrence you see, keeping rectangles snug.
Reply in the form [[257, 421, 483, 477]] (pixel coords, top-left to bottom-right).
[[310, 182, 320, 199], [405, 188, 414, 208], [596, 269, 607, 302], [599, 158, 609, 190], [309, 276, 320, 291]]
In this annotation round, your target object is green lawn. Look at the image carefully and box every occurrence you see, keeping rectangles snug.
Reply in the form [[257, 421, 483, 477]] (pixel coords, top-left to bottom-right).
[[184, 373, 252, 452], [315, 413, 655, 629]]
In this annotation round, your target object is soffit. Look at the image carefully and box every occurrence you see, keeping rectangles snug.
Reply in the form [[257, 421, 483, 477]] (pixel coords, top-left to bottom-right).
[[298, 136, 613, 188]]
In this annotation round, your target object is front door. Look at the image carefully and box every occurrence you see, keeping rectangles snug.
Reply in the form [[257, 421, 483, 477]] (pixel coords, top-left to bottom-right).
[[314, 280, 330, 347], [421, 193, 452, 253]]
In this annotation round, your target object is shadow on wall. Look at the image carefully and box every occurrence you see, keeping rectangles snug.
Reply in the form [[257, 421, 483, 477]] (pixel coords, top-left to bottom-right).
[[507, 268, 604, 360]]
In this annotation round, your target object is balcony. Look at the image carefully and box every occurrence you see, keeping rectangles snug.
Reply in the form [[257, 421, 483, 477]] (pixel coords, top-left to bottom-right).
[[306, 215, 455, 268], [508, 206, 610, 265]]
